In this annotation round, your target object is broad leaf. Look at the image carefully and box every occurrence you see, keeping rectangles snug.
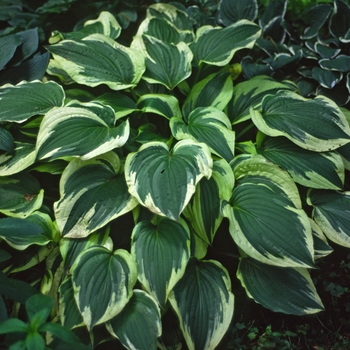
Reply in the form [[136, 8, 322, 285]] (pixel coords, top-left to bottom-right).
[[301, 4, 332, 39], [250, 91, 350, 152], [0, 173, 43, 218], [256, 135, 344, 190], [171, 106, 235, 162], [312, 67, 342, 89], [182, 72, 233, 121], [137, 94, 182, 119], [0, 212, 54, 250], [26, 293, 53, 325], [107, 290, 161, 350], [238, 257, 324, 315], [0, 33, 22, 70], [71, 246, 137, 330], [0, 142, 36, 176], [0, 80, 65, 123], [46, 38, 145, 90], [190, 20, 261, 67], [319, 55, 350, 72], [36, 101, 129, 161], [307, 189, 350, 248], [223, 155, 314, 268], [55, 152, 138, 238], [131, 218, 190, 307], [125, 140, 212, 220], [228, 75, 298, 124], [141, 35, 193, 90], [183, 159, 235, 245], [218, 0, 258, 25], [169, 258, 234, 350]]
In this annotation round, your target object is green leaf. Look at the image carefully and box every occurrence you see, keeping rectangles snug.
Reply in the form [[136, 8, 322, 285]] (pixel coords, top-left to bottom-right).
[[0, 212, 54, 250], [307, 189, 350, 248], [59, 276, 84, 329], [71, 246, 137, 330], [107, 290, 161, 350], [54, 152, 138, 238], [223, 155, 314, 268], [0, 127, 14, 153], [36, 101, 129, 161], [46, 38, 145, 91], [182, 72, 233, 121], [140, 35, 193, 90], [310, 218, 333, 259], [25, 332, 45, 350], [237, 257, 324, 315], [0, 33, 23, 70], [301, 4, 332, 39], [26, 294, 53, 325], [190, 20, 261, 67], [184, 159, 234, 245], [218, 0, 258, 25], [131, 218, 190, 307], [170, 106, 235, 162], [256, 135, 344, 190], [319, 55, 350, 72], [250, 91, 350, 152], [228, 75, 298, 124], [311, 67, 342, 88], [0, 142, 36, 176], [169, 258, 234, 350], [0, 173, 44, 218], [0, 80, 65, 123], [137, 94, 182, 119], [125, 140, 212, 220], [0, 318, 28, 334]]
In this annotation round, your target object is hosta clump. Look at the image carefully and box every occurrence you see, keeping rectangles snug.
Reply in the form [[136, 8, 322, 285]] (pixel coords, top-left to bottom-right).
[[0, 3, 350, 350]]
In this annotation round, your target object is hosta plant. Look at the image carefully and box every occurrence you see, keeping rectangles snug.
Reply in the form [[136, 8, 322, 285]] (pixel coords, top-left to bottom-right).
[[0, 3, 350, 349]]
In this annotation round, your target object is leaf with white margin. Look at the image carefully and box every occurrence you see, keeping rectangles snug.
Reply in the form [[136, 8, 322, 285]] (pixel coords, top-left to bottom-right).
[[169, 258, 234, 350], [36, 101, 129, 161], [137, 94, 182, 119], [0, 212, 54, 250], [250, 91, 350, 152], [0, 173, 43, 218], [237, 257, 324, 315], [71, 246, 137, 330], [141, 35, 193, 90], [131, 217, 190, 308], [307, 189, 350, 248], [125, 140, 212, 220], [0, 142, 36, 176], [183, 158, 234, 245], [222, 154, 314, 268], [256, 134, 345, 190], [0, 80, 64, 123], [46, 38, 145, 91], [55, 152, 138, 238], [182, 72, 233, 121], [309, 218, 333, 259], [170, 106, 235, 162], [107, 290, 161, 350], [190, 20, 261, 67]]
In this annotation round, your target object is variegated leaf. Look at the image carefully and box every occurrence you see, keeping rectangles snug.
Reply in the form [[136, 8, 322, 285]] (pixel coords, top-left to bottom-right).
[[307, 189, 350, 248], [238, 257, 324, 315], [223, 154, 314, 268], [36, 101, 129, 161], [125, 140, 212, 220], [170, 107, 235, 162], [71, 246, 137, 330], [309, 218, 333, 259], [107, 290, 161, 350], [55, 152, 138, 238], [131, 217, 190, 307], [137, 94, 182, 119], [0, 80, 65, 123], [169, 258, 234, 350], [250, 91, 350, 152]]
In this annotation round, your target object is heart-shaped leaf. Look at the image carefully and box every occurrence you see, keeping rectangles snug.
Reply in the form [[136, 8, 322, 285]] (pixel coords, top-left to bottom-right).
[[125, 140, 212, 220]]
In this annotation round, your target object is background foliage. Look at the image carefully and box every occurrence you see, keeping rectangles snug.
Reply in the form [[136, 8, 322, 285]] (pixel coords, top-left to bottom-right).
[[0, 0, 350, 349]]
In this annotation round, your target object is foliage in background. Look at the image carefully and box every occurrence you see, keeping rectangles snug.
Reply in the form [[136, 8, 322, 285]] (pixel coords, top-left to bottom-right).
[[0, 0, 350, 349]]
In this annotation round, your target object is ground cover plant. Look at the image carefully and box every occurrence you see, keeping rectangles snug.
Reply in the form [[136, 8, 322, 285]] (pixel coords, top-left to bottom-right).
[[0, 0, 350, 349]]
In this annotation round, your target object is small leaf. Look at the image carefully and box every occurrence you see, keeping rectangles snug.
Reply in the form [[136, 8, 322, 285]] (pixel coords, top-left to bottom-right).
[[218, 0, 258, 25], [0, 80, 65, 123], [0, 33, 23, 70], [125, 140, 212, 220], [0, 318, 28, 334], [107, 290, 161, 350], [238, 257, 324, 315], [0, 127, 14, 153], [26, 294, 53, 325], [71, 246, 137, 330], [169, 258, 234, 350], [137, 94, 182, 119]]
